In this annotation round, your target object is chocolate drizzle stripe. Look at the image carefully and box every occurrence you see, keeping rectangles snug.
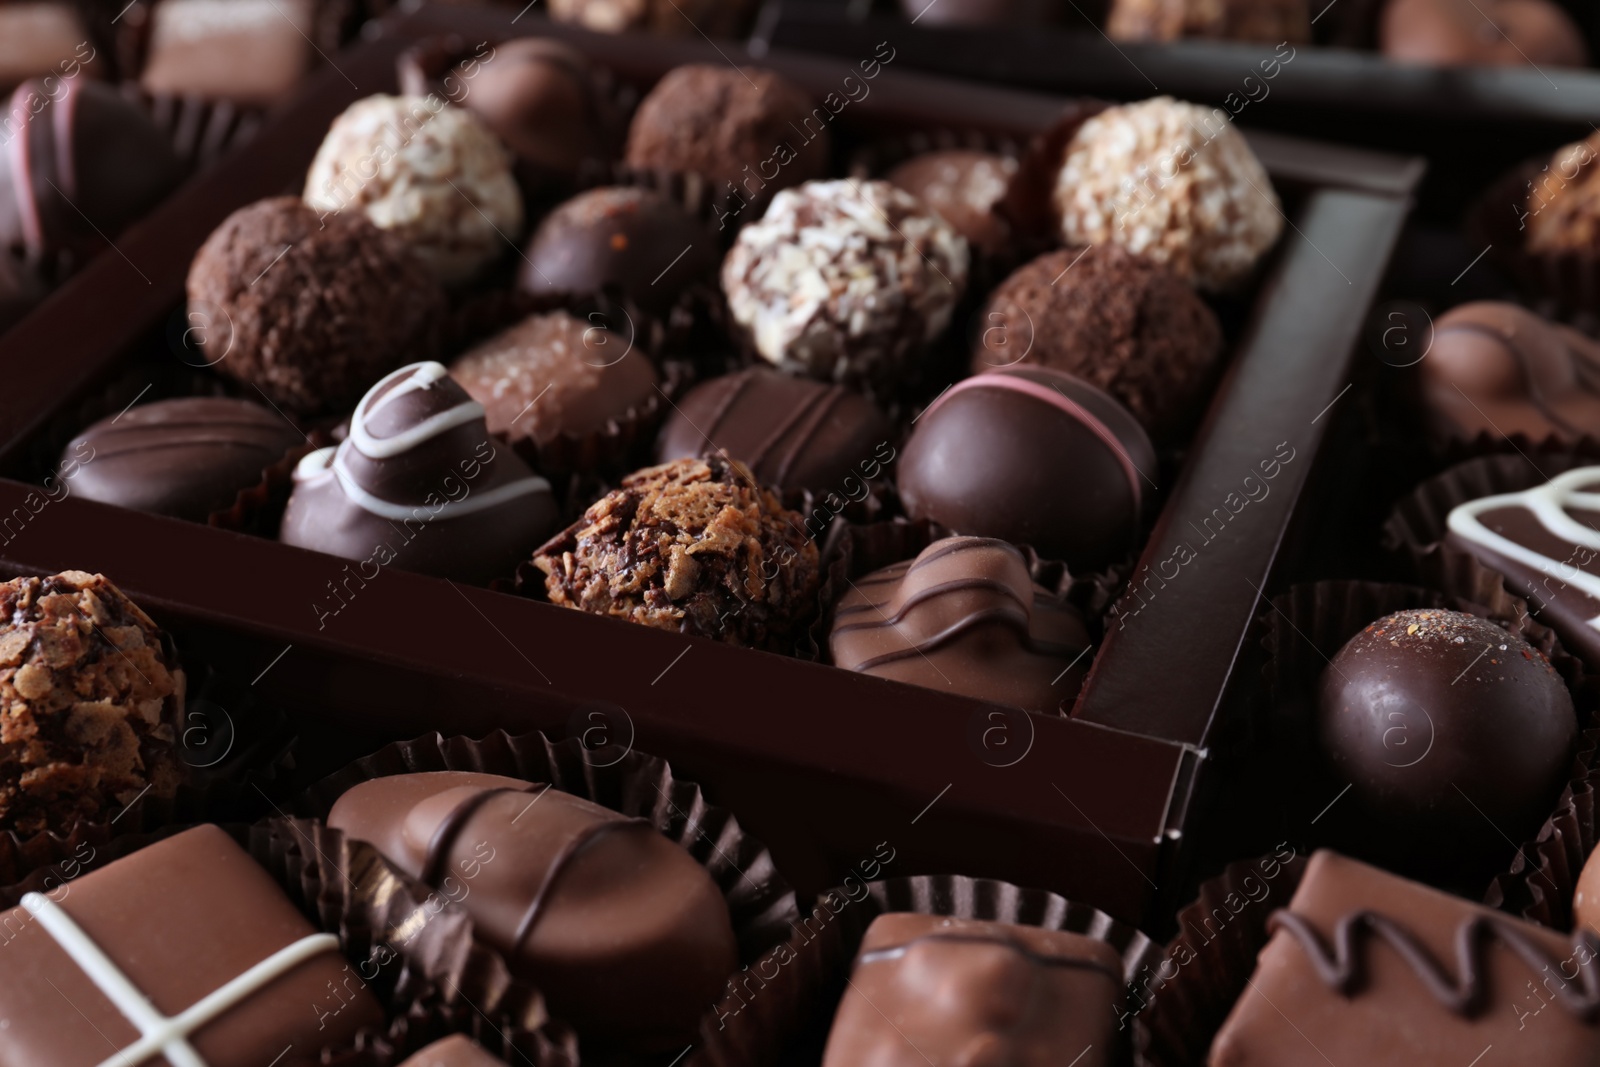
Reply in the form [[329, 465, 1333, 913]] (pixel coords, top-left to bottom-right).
[[1434, 321, 1585, 437], [837, 605, 1048, 670], [421, 784, 543, 886], [511, 817, 655, 952], [907, 535, 1026, 573], [1267, 909, 1600, 1021], [856, 933, 1122, 984], [699, 373, 753, 453], [833, 576, 1033, 628], [774, 387, 848, 487]]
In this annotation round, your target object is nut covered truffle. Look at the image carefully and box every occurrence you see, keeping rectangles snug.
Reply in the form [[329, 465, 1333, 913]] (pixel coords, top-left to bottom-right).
[[1526, 131, 1600, 254], [534, 456, 821, 650], [186, 196, 446, 414], [304, 94, 524, 286], [0, 571, 186, 836], [721, 179, 969, 385], [973, 245, 1224, 443], [886, 150, 1019, 257], [1054, 97, 1282, 291]]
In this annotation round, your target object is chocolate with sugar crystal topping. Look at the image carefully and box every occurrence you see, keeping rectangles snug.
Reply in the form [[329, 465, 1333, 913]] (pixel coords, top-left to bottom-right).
[[822, 913, 1123, 1067], [328, 770, 738, 1053], [65, 397, 304, 522], [830, 537, 1092, 713], [1212, 850, 1600, 1065], [0, 824, 383, 1066]]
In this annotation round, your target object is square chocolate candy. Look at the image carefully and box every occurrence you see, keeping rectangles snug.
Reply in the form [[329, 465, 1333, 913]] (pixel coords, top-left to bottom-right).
[[0, 823, 383, 1066], [0, 2, 100, 90], [139, 0, 317, 105], [1211, 850, 1600, 1065]]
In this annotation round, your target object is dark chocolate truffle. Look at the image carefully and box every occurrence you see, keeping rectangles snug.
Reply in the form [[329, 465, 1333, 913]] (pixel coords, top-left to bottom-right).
[[281, 362, 559, 587], [898, 366, 1156, 568], [973, 245, 1224, 444], [0, 77, 184, 265], [823, 913, 1124, 1067], [550, 0, 756, 35], [1317, 609, 1576, 863], [0, 824, 385, 1067], [1212, 850, 1600, 1065], [328, 770, 738, 1052], [186, 196, 446, 415], [830, 537, 1092, 713], [533, 456, 821, 650], [1381, 0, 1587, 67], [398, 1035, 508, 1067], [624, 64, 831, 194], [886, 150, 1019, 257], [721, 179, 969, 386], [1107, 0, 1310, 42], [1420, 301, 1600, 445], [519, 186, 718, 317], [448, 310, 658, 446], [140, 0, 318, 105], [655, 367, 895, 495], [1526, 131, 1600, 253], [0, 571, 186, 836], [461, 37, 611, 184], [64, 397, 304, 522], [1445, 466, 1600, 669]]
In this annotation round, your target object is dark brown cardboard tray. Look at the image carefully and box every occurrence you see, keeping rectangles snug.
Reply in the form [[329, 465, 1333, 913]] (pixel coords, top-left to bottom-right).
[[0, 6, 1419, 929]]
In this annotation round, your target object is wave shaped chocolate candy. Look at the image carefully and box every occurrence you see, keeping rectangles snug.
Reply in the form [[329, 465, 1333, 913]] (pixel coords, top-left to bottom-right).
[[831, 537, 1091, 713], [281, 362, 558, 585], [898, 366, 1156, 568], [327, 771, 738, 1053]]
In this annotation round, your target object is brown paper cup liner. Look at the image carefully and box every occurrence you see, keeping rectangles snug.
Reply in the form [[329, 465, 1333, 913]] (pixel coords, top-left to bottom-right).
[[1485, 726, 1600, 929], [1469, 160, 1600, 318], [1132, 850, 1310, 1067], [0, 816, 578, 1066], [294, 729, 801, 1057], [699, 873, 1162, 1067], [0, 654, 296, 885]]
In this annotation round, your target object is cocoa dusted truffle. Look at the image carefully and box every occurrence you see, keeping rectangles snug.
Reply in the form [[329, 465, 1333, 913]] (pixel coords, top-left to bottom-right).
[[449, 310, 659, 446], [534, 456, 821, 650], [550, 0, 755, 36], [462, 37, 612, 185], [721, 179, 969, 385], [1381, 0, 1587, 67], [1213, 851, 1600, 1065], [1054, 97, 1282, 291], [973, 245, 1223, 443], [625, 64, 831, 194], [831, 537, 1092, 713], [898, 366, 1156, 568], [655, 367, 895, 496], [822, 913, 1125, 1067], [1318, 609, 1576, 867], [886, 150, 1019, 257], [1526, 131, 1600, 253], [0, 571, 186, 836], [1107, 0, 1310, 43], [187, 197, 445, 415], [304, 95, 524, 286], [519, 186, 718, 316]]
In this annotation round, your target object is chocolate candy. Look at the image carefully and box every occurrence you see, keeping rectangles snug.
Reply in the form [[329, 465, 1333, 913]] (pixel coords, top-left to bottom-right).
[[281, 362, 558, 587], [551, 0, 755, 36], [898, 366, 1156, 569], [654, 368, 894, 496], [1106, 0, 1311, 42], [831, 537, 1091, 713], [822, 913, 1123, 1067], [0, 77, 184, 265], [894, 0, 1068, 23], [327, 770, 738, 1053], [64, 397, 303, 521], [518, 186, 717, 317], [461, 38, 612, 187], [1212, 850, 1600, 1065], [1318, 609, 1575, 868], [0, 824, 384, 1066], [1528, 132, 1600, 253], [1381, 0, 1587, 67], [1446, 466, 1600, 668], [140, 0, 318, 104], [0, 2, 100, 90], [1420, 302, 1600, 444], [398, 1035, 508, 1067], [534, 456, 821, 650], [1577, 847, 1600, 936], [886, 150, 1018, 257], [0, 571, 186, 836]]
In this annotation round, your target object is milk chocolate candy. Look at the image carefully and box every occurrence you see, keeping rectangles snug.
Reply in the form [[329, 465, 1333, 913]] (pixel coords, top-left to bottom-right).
[[140, 0, 319, 105], [0, 2, 100, 90], [1211, 850, 1600, 1065], [0, 823, 384, 1066], [822, 913, 1123, 1067], [1445, 465, 1600, 668], [397, 1034, 508, 1067], [1420, 302, 1600, 445], [327, 770, 739, 1053]]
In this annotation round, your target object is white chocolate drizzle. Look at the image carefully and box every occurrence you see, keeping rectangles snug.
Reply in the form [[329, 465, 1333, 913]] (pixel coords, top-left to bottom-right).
[[20, 891, 342, 1067]]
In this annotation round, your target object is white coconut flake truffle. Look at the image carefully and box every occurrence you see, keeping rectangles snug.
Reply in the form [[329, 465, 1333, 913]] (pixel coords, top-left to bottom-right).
[[721, 179, 969, 385], [1054, 97, 1282, 291], [303, 94, 523, 287]]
